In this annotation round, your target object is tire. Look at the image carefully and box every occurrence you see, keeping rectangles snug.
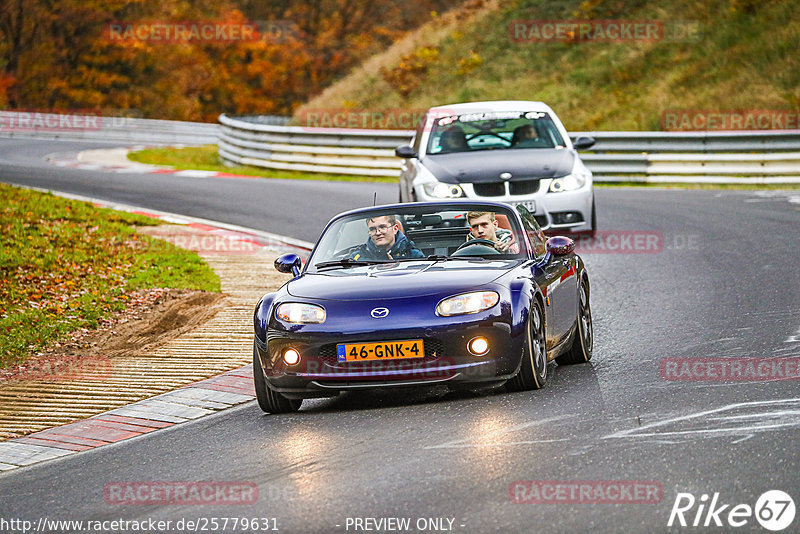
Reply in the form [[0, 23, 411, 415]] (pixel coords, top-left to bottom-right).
[[508, 299, 548, 391], [253, 341, 302, 414], [556, 277, 593, 365], [589, 196, 597, 237]]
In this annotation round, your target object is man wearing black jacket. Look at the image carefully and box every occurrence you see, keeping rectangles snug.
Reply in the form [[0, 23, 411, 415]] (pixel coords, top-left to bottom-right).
[[349, 215, 424, 260]]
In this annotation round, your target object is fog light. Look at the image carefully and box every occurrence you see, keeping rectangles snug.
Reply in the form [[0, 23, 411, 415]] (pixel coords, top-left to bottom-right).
[[468, 337, 489, 356], [283, 348, 300, 366], [551, 211, 584, 225]]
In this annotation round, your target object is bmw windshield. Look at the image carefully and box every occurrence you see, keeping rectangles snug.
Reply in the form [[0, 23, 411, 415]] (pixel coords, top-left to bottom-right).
[[426, 111, 567, 155]]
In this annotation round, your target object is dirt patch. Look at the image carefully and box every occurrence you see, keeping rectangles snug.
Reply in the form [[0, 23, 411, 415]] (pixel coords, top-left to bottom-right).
[[0, 289, 226, 381]]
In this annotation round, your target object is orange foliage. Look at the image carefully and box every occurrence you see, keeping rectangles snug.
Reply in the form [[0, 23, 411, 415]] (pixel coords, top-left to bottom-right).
[[0, 0, 460, 120]]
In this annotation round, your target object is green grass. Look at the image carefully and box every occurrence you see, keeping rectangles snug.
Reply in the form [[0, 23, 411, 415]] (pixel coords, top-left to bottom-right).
[[128, 145, 395, 183], [0, 183, 220, 368]]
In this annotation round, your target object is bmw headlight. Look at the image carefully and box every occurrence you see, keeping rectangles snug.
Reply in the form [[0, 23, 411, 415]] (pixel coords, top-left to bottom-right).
[[423, 182, 465, 198], [276, 303, 326, 324], [549, 171, 588, 192], [436, 291, 499, 316]]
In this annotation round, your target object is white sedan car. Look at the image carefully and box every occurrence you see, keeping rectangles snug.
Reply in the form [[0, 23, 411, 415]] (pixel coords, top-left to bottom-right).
[[396, 101, 596, 235]]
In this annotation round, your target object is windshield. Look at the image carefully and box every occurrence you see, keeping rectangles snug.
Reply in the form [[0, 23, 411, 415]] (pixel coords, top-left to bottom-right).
[[426, 111, 566, 155], [308, 204, 528, 271]]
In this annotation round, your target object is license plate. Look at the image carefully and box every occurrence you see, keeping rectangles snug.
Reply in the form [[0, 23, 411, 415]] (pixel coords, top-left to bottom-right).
[[512, 200, 536, 212], [337, 339, 424, 362]]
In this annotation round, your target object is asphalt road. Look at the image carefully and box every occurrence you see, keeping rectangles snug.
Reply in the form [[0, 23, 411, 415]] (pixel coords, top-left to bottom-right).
[[1, 138, 800, 533]]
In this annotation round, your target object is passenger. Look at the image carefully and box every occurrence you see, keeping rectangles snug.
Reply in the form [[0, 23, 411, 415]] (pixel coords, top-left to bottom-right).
[[349, 215, 425, 260], [439, 126, 469, 153], [465, 211, 519, 253]]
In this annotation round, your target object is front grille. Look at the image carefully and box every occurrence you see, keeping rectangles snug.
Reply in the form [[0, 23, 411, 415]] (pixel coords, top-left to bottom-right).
[[473, 182, 505, 197], [509, 179, 540, 195], [534, 215, 548, 228], [472, 180, 540, 197], [317, 339, 444, 371]]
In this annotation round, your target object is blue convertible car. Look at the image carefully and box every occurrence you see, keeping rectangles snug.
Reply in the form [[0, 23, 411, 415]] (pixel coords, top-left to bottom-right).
[[253, 201, 592, 413]]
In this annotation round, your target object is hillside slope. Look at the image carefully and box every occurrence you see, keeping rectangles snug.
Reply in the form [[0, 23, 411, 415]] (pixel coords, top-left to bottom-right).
[[296, 0, 799, 131]]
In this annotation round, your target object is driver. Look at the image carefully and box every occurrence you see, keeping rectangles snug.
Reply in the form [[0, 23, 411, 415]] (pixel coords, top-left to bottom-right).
[[349, 215, 424, 260], [465, 211, 519, 253], [439, 126, 469, 152]]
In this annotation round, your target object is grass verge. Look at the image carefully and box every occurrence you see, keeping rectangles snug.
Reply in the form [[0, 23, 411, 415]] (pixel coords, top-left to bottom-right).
[[0, 183, 220, 368], [127, 145, 396, 183]]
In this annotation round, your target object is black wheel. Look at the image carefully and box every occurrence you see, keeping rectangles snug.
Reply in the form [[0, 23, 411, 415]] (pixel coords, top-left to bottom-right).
[[508, 299, 548, 391], [253, 341, 302, 414], [589, 196, 597, 237], [557, 277, 593, 365]]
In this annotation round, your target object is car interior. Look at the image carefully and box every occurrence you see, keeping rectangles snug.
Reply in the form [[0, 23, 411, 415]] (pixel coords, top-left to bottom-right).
[[317, 209, 525, 264]]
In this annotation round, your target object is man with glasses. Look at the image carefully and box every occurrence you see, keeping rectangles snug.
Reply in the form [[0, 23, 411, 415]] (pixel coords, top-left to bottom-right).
[[349, 215, 424, 260]]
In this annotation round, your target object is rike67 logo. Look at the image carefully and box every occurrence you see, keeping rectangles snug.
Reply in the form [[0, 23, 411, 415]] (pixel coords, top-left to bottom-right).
[[668, 490, 795, 531]]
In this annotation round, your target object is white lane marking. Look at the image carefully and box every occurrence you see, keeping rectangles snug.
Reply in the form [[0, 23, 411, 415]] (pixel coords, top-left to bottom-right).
[[173, 170, 219, 178], [424, 415, 574, 450], [603, 398, 800, 441], [786, 325, 800, 343], [426, 438, 569, 449]]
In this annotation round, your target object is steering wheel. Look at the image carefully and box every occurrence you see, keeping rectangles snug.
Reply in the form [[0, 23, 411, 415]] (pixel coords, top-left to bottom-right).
[[453, 239, 500, 255]]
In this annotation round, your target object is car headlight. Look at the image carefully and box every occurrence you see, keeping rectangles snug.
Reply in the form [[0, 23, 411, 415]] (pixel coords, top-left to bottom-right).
[[436, 291, 499, 316], [549, 171, 588, 192], [276, 303, 326, 324], [423, 182, 465, 198]]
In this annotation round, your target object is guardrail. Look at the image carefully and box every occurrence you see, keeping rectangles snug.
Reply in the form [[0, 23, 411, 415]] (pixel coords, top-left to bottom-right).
[[219, 114, 800, 183], [0, 110, 218, 145]]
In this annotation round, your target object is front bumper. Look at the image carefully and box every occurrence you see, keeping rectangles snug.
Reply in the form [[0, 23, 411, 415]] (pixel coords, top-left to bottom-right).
[[413, 178, 594, 233], [256, 316, 523, 399]]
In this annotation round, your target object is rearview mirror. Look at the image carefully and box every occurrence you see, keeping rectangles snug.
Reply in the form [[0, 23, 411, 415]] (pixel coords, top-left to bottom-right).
[[546, 236, 575, 256], [395, 145, 418, 158], [274, 253, 302, 276], [572, 136, 595, 150]]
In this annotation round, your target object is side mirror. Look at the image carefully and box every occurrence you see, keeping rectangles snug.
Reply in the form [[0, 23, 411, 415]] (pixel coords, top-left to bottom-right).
[[572, 136, 595, 150], [546, 236, 575, 256], [395, 145, 418, 158], [274, 253, 302, 276]]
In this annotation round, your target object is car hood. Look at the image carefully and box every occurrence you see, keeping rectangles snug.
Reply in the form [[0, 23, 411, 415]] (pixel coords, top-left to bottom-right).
[[288, 260, 519, 301], [421, 149, 575, 183]]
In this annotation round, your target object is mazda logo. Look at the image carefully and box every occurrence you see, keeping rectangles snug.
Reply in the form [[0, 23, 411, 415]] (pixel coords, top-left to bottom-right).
[[371, 307, 390, 318]]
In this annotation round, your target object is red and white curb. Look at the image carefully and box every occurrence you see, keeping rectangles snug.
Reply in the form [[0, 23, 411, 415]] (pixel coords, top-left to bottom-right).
[[0, 188, 313, 473], [0, 367, 255, 471]]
